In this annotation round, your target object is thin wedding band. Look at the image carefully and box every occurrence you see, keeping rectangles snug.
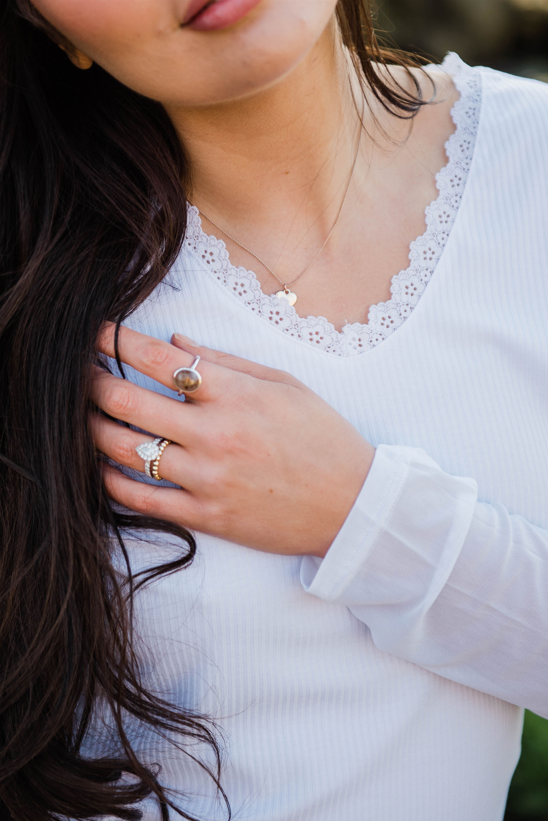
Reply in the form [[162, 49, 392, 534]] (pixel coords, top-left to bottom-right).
[[173, 355, 202, 395], [151, 439, 172, 482]]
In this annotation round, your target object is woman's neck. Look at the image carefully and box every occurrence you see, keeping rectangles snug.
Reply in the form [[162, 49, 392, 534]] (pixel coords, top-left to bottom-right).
[[165, 25, 367, 258]]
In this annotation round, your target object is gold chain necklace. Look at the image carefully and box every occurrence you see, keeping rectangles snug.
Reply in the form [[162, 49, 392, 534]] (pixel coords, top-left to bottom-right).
[[195, 119, 362, 307]]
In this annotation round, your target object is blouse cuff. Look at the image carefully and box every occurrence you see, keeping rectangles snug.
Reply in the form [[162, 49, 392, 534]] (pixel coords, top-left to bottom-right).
[[300, 445, 478, 615]]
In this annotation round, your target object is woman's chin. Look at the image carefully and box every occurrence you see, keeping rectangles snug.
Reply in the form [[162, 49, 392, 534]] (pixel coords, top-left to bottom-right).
[[162, 11, 334, 108]]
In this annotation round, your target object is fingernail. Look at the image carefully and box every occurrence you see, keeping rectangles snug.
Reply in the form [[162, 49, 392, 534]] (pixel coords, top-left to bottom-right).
[[172, 333, 199, 347]]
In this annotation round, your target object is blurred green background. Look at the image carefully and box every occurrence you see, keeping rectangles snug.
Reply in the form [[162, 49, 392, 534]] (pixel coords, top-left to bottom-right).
[[374, 1, 548, 818]]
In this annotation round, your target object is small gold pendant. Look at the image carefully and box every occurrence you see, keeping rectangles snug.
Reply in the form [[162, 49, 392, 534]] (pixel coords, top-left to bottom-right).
[[276, 288, 297, 306]]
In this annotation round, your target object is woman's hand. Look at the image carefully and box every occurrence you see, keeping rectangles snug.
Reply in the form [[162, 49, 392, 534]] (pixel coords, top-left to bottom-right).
[[92, 324, 375, 558]]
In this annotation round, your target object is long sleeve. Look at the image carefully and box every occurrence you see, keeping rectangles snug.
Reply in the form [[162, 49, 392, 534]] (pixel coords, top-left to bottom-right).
[[301, 444, 548, 718]]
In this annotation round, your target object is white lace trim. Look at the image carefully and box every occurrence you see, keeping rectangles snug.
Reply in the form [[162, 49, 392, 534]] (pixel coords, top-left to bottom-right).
[[183, 53, 481, 357]]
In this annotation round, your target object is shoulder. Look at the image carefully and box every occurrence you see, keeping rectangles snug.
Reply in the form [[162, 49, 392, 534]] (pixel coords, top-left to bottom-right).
[[468, 61, 548, 152], [475, 61, 548, 103], [431, 55, 548, 190]]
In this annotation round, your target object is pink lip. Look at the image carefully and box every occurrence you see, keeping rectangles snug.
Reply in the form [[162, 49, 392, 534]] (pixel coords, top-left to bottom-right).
[[183, 0, 262, 31]]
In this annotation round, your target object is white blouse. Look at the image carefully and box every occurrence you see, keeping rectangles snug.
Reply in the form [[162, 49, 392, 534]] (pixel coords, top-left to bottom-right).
[[98, 54, 548, 821]]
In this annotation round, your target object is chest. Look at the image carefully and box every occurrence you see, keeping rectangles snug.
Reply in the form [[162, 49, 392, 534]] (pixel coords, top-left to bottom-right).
[[206, 168, 439, 330], [195, 75, 459, 331], [131, 196, 548, 531]]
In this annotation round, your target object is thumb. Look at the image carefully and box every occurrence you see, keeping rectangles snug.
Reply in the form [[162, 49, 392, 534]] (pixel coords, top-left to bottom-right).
[[171, 334, 298, 386]]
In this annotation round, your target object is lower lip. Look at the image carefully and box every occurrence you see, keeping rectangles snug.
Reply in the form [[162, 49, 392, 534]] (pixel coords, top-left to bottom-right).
[[186, 0, 263, 31]]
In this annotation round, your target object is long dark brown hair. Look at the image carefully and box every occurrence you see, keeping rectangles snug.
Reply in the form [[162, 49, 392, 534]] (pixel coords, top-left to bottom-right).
[[0, 2, 426, 818]]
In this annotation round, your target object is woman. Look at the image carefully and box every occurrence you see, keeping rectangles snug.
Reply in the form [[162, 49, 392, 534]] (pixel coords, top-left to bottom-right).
[[1, 0, 548, 818]]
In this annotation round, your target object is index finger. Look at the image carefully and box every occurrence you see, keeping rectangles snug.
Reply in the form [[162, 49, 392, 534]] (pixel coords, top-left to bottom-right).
[[97, 322, 226, 401]]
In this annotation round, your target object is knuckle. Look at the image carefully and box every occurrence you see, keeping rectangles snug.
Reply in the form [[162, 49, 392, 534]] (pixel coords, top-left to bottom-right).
[[209, 427, 241, 456], [205, 461, 229, 489], [112, 434, 137, 465], [136, 487, 161, 516], [193, 458, 222, 492], [104, 384, 137, 417], [141, 341, 171, 371], [226, 383, 260, 413], [203, 499, 230, 532], [214, 351, 236, 366]]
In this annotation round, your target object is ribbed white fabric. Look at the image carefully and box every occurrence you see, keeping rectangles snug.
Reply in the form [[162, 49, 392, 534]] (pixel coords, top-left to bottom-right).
[[92, 56, 548, 821]]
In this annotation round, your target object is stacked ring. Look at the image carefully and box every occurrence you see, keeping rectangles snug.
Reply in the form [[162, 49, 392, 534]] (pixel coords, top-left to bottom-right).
[[136, 437, 163, 478], [151, 439, 172, 481], [136, 437, 172, 481]]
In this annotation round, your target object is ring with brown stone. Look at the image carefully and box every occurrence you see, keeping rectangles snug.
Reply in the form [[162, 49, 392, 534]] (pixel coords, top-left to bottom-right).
[[173, 355, 202, 395]]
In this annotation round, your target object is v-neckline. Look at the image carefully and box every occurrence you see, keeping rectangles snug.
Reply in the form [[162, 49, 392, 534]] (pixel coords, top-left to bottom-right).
[[183, 54, 481, 358]]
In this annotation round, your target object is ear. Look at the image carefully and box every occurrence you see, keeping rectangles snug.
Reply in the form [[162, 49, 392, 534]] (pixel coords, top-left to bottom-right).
[[58, 43, 93, 70]]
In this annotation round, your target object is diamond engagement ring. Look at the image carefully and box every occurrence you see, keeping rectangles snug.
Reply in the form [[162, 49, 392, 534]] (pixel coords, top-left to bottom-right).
[[173, 355, 202, 395], [136, 437, 163, 478]]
